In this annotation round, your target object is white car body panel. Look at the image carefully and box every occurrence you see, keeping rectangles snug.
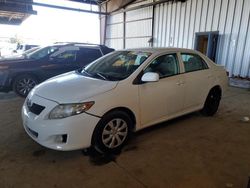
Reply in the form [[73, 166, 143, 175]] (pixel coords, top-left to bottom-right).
[[22, 48, 228, 151], [182, 69, 213, 110], [138, 74, 186, 128], [33, 71, 118, 103], [22, 93, 100, 150]]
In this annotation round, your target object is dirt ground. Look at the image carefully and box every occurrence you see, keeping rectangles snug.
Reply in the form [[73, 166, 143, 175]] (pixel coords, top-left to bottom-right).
[[0, 87, 250, 188]]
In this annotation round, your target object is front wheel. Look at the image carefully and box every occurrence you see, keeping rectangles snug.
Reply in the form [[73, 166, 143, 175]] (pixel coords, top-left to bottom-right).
[[201, 88, 221, 116], [92, 111, 133, 153], [13, 75, 38, 97]]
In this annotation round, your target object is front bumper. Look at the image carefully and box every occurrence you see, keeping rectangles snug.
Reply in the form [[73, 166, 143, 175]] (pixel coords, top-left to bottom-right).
[[22, 94, 100, 151]]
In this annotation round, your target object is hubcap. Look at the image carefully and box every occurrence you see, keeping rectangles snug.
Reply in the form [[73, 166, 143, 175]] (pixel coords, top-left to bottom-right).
[[16, 78, 36, 96], [102, 118, 128, 149]]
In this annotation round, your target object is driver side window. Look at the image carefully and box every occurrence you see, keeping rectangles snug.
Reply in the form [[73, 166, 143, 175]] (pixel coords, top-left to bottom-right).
[[145, 53, 179, 78]]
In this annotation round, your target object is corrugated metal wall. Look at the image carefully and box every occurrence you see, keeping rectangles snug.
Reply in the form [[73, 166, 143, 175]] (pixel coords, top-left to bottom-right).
[[125, 6, 153, 48], [106, 0, 153, 49], [105, 0, 250, 77], [106, 13, 124, 49]]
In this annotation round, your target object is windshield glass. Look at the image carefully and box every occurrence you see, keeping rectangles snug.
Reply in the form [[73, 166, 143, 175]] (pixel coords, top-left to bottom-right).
[[27, 46, 58, 60], [82, 51, 151, 81]]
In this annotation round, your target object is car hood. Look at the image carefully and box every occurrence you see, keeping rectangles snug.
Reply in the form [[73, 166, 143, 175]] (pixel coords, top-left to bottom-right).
[[32, 71, 119, 103]]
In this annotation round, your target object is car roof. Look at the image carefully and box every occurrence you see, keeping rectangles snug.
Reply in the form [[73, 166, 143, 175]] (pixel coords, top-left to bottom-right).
[[51, 43, 109, 51], [53, 42, 102, 48], [120, 47, 200, 54]]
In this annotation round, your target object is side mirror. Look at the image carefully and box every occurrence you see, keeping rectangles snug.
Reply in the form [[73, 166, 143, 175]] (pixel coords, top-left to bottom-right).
[[141, 72, 159, 82]]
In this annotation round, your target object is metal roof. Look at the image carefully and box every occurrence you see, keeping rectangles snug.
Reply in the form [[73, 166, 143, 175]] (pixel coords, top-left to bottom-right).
[[0, 0, 37, 25], [68, 0, 108, 5], [0, 0, 108, 25]]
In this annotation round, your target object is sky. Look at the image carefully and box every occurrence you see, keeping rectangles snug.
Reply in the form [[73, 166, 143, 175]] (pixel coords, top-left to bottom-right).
[[0, 0, 100, 45]]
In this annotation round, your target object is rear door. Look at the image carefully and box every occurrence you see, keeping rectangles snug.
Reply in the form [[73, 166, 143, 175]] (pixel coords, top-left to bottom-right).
[[139, 53, 185, 128], [179, 53, 213, 110]]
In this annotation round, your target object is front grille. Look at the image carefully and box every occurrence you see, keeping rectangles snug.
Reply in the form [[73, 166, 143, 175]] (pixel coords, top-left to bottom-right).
[[27, 102, 45, 115]]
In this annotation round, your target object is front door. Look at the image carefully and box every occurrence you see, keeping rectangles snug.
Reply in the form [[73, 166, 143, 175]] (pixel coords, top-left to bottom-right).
[[138, 53, 185, 128], [40, 49, 80, 79]]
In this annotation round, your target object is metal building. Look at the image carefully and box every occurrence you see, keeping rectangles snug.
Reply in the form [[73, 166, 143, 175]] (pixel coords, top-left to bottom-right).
[[101, 0, 250, 78]]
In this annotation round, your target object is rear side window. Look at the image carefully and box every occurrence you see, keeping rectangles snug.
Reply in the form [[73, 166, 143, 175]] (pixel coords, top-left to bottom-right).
[[78, 48, 102, 63], [181, 53, 208, 73]]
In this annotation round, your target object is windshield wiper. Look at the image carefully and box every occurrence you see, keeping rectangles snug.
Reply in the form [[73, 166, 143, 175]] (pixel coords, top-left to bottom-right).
[[82, 68, 93, 77], [81, 69, 109, 81], [95, 72, 107, 80]]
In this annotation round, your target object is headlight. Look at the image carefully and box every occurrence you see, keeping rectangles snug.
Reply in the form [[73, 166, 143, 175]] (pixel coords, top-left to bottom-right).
[[49, 101, 94, 119]]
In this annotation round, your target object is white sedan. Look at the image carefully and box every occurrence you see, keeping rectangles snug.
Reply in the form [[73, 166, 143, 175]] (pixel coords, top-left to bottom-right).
[[22, 48, 228, 153]]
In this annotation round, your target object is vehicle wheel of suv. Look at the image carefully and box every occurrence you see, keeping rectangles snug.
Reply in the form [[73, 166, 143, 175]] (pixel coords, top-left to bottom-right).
[[92, 111, 133, 153], [13, 75, 38, 97], [201, 88, 221, 116]]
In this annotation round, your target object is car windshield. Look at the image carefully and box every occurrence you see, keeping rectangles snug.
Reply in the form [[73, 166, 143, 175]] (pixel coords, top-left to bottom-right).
[[81, 51, 151, 81], [27, 46, 59, 60]]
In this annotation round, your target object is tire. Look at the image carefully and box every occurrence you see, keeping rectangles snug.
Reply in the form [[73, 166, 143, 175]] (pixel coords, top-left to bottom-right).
[[13, 74, 38, 97], [92, 111, 133, 153], [201, 88, 221, 116]]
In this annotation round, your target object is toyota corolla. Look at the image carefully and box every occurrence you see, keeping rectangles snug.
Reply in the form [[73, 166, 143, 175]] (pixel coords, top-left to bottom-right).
[[22, 48, 228, 153]]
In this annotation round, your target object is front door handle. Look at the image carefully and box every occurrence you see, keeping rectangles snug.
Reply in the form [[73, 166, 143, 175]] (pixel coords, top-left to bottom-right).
[[176, 81, 185, 86]]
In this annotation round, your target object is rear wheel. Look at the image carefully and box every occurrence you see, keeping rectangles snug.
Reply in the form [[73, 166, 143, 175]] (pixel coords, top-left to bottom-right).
[[92, 111, 133, 153], [13, 75, 38, 97], [201, 88, 221, 116]]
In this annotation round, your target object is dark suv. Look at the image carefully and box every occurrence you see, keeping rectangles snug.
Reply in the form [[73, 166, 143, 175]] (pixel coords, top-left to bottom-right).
[[0, 43, 114, 97]]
